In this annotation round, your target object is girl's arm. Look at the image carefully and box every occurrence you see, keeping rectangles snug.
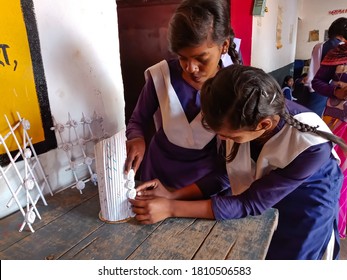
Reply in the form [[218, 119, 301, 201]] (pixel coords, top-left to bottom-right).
[[126, 75, 160, 140], [311, 64, 337, 97], [132, 180, 215, 224], [125, 75, 159, 173], [212, 142, 334, 220], [130, 197, 214, 224], [135, 179, 205, 200]]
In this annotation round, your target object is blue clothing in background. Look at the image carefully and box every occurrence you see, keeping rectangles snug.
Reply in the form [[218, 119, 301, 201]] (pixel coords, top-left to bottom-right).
[[282, 86, 294, 101]]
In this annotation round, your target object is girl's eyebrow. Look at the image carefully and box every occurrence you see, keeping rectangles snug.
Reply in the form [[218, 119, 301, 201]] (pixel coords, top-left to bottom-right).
[[177, 51, 209, 59]]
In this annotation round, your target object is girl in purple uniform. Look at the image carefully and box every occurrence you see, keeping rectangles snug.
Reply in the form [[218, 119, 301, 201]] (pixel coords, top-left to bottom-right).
[[131, 65, 347, 260], [126, 0, 241, 194]]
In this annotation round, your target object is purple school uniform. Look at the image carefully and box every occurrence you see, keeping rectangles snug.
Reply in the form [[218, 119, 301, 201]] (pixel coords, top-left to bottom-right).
[[212, 101, 342, 259], [126, 59, 230, 195]]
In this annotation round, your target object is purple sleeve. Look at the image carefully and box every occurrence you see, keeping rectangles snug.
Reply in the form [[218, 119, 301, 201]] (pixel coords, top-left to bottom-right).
[[311, 65, 337, 97], [211, 142, 333, 220], [126, 75, 159, 140], [196, 159, 231, 198]]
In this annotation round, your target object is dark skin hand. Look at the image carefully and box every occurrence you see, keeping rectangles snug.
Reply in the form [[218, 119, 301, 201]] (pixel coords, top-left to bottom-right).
[[124, 137, 145, 174], [129, 179, 214, 224]]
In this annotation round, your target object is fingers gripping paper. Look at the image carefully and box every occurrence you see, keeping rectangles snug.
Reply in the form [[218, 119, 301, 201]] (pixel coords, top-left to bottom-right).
[[94, 129, 135, 222]]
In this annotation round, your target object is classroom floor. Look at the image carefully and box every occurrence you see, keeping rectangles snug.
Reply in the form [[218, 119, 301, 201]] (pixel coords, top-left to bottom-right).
[[340, 237, 347, 260]]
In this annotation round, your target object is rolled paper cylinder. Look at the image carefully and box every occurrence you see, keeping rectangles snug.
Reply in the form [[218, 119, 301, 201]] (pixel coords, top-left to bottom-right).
[[84, 156, 93, 166], [76, 180, 85, 190], [22, 119, 31, 130], [91, 173, 98, 184], [56, 123, 65, 132], [25, 210, 36, 224], [24, 179, 35, 191], [127, 169, 135, 181], [95, 129, 134, 222], [127, 188, 136, 199], [24, 148, 32, 159], [126, 180, 136, 189]]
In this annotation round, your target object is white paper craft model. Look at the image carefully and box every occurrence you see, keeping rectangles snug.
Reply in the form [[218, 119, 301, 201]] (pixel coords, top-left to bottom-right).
[[51, 112, 105, 194], [0, 112, 52, 232], [94, 128, 135, 223]]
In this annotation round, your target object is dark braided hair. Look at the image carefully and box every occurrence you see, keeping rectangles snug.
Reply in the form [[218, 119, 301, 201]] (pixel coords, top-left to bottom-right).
[[281, 112, 347, 152], [168, 0, 241, 65], [200, 64, 347, 162]]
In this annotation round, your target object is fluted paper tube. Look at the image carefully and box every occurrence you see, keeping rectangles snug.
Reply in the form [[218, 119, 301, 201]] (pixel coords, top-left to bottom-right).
[[94, 128, 133, 222]]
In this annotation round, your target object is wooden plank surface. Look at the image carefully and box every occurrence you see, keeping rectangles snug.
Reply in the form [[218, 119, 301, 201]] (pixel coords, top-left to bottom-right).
[[128, 218, 216, 260], [61, 218, 162, 260], [0, 184, 98, 252], [224, 208, 278, 260], [0, 187, 102, 259], [0, 184, 279, 260], [193, 208, 278, 260]]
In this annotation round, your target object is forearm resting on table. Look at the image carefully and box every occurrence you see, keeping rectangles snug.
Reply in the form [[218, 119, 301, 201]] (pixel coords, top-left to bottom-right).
[[170, 199, 215, 219]]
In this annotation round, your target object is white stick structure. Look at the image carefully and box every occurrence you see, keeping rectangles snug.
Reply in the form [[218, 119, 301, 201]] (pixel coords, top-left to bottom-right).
[[0, 113, 51, 233], [94, 128, 134, 222], [50, 112, 104, 193]]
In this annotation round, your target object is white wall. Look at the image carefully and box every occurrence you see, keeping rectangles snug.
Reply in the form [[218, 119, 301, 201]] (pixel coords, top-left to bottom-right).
[[251, 0, 299, 72], [0, 0, 125, 218], [295, 0, 347, 60]]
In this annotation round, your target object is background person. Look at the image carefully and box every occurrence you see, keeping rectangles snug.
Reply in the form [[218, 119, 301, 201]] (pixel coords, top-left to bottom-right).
[[281, 75, 296, 101], [293, 73, 310, 107], [306, 17, 347, 116], [312, 41, 347, 239]]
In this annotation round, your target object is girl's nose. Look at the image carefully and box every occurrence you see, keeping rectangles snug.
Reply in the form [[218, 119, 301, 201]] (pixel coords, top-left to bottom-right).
[[185, 60, 199, 73]]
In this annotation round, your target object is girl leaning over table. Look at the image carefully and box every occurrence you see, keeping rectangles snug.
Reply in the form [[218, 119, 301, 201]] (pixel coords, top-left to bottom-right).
[[130, 64, 346, 260]]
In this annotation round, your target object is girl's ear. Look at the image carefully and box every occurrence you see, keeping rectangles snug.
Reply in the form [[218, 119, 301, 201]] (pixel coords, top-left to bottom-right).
[[222, 39, 230, 54], [256, 118, 273, 131]]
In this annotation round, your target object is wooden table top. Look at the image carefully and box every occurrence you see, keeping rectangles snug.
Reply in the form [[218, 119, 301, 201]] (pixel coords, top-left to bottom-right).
[[0, 184, 278, 260]]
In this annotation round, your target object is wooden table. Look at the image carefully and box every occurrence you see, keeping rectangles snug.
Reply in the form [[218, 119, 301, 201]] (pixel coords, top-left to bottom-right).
[[0, 184, 278, 260]]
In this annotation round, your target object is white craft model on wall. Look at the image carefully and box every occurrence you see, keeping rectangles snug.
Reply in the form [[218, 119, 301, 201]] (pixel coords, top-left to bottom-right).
[[51, 112, 108, 193], [0, 112, 52, 232]]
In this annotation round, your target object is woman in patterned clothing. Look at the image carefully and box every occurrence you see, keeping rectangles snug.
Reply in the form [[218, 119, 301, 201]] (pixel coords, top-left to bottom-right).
[[312, 41, 347, 239]]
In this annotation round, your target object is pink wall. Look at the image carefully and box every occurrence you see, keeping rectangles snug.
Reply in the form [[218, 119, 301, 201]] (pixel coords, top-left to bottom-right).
[[230, 0, 253, 66]]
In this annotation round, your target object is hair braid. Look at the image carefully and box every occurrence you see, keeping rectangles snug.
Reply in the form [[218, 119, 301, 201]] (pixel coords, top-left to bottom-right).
[[282, 112, 347, 152], [227, 28, 242, 65]]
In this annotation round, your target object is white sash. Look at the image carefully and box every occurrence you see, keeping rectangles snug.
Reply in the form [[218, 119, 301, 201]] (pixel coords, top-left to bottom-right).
[[145, 60, 215, 149], [226, 112, 340, 195]]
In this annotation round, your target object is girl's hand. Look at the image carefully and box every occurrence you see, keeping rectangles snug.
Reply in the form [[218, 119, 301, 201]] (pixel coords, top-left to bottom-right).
[[136, 179, 174, 200], [129, 197, 172, 224], [125, 137, 146, 174]]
